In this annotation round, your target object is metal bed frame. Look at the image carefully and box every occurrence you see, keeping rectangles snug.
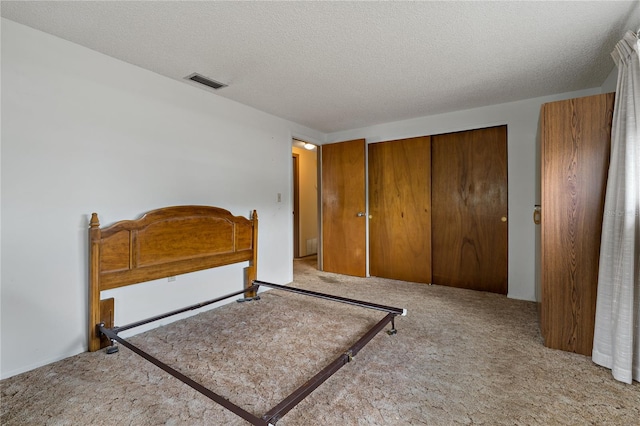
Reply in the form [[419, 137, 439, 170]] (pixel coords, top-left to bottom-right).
[[89, 206, 405, 425], [99, 280, 405, 425]]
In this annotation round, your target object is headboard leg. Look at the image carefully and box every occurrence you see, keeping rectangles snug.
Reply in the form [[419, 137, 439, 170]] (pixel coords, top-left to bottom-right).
[[98, 298, 115, 349], [239, 266, 260, 302]]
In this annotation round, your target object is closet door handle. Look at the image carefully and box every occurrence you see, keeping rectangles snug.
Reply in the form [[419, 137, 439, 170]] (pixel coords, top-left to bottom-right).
[[533, 205, 541, 225], [357, 212, 366, 217]]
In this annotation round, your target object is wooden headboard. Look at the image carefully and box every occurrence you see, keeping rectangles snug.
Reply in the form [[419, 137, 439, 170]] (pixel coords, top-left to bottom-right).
[[89, 206, 258, 351]]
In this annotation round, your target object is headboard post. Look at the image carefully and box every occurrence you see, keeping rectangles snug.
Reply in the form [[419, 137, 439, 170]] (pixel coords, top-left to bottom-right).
[[89, 213, 103, 352], [245, 210, 259, 299]]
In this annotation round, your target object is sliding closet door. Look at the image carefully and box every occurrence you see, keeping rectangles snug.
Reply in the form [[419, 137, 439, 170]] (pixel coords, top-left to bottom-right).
[[431, 126, 508, 294], [369, 136, 432, 283]]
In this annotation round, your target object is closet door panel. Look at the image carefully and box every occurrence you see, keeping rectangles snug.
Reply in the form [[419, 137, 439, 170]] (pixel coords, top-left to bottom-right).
[[431, 126, 508, 294], [369, 136, 431, 283]]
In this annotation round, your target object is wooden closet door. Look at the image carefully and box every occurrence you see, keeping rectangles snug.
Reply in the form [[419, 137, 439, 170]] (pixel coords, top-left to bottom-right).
[[369, 136, 432, 283], [540, 93, 614, 355], [321, 139, 367, 277], [431, 126, 508, 294]]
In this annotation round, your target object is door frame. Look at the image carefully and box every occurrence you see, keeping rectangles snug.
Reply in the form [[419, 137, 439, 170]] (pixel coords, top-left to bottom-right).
[[318, 146, 323, 270], [292, 153, 300, 258]]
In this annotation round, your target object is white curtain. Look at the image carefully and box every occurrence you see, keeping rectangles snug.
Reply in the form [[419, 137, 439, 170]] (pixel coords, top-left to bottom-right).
[[592, 30, 640, 384]]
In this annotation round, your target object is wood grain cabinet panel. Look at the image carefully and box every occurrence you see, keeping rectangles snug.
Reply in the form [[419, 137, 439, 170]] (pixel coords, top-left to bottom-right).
[[539, 92, 614, 356]]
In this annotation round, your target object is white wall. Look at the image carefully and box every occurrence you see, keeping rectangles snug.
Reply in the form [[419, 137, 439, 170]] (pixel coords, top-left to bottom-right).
[[325, 87, 602, 301], [601, 66, 618, 93], [0, 19, 323, 379]]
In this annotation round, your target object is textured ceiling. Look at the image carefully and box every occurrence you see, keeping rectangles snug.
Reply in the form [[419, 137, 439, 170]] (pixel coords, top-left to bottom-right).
[[2, 1, 639, 133]]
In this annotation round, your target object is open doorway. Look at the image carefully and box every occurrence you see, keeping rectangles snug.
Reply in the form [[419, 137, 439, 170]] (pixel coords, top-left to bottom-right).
[[292, 139, 319, 261]]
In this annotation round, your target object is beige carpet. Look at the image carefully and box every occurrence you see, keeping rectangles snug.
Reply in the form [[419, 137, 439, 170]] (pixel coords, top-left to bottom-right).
[[2, 256, 639, 425]]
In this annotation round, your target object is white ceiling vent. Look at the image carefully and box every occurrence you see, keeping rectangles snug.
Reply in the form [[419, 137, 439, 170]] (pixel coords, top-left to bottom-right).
[[185, 73, 227, 90]]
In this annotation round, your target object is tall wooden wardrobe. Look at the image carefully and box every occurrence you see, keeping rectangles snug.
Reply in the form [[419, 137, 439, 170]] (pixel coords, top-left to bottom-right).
[[538, 92, 615, 356]]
